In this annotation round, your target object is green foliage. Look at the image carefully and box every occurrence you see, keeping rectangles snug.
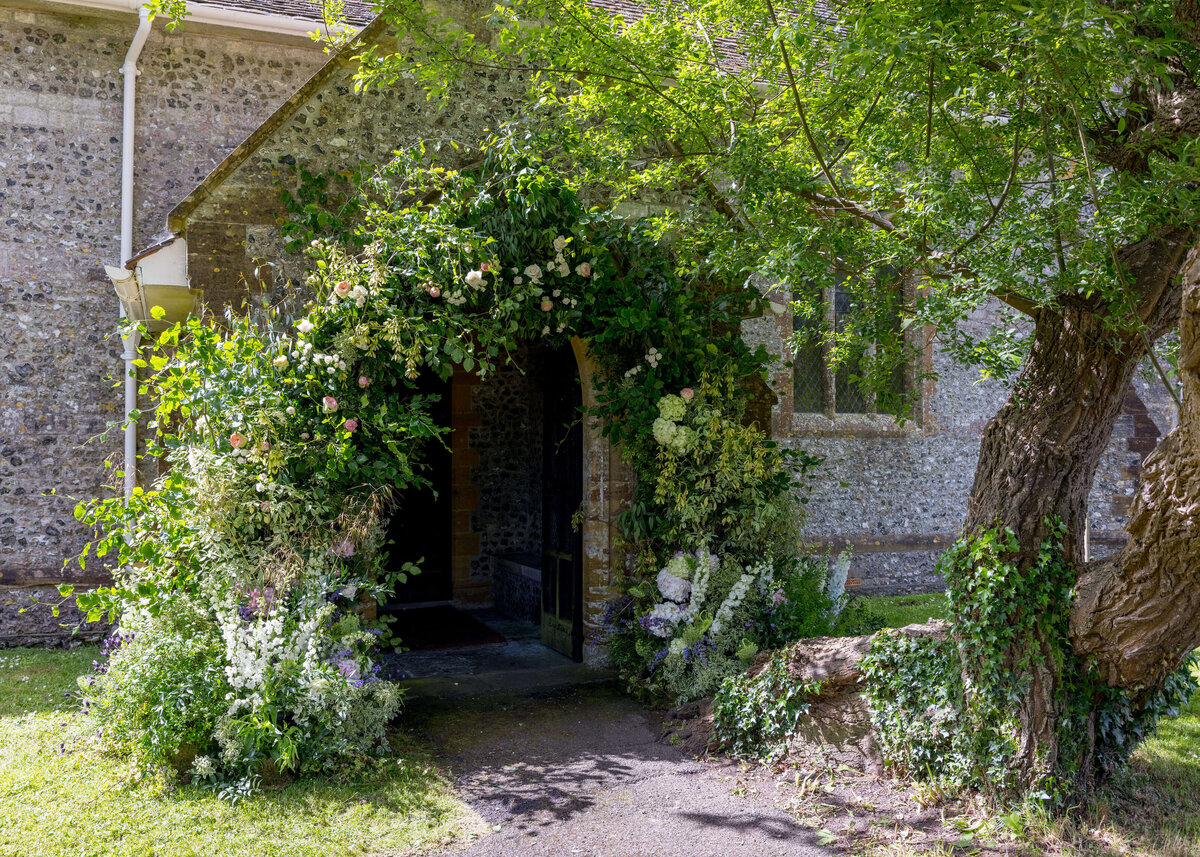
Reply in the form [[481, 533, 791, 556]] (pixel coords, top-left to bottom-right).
[[71, 145, 813, 779], [862, 524, 1199, 804], [0, 648, 475, 857], [767, 557, 846, 643], [712, 655, 821, 761], [345, 0, 1200, 404], [88, 628, 228, 768], [645, 373, 818, 559]]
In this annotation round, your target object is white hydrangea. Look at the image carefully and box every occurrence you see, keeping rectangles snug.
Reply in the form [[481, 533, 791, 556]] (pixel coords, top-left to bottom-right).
[[646, 601, 684, 637], [665, 552, 693, 581], [657, 568, 692, 603], [652, 418, 695, 453]]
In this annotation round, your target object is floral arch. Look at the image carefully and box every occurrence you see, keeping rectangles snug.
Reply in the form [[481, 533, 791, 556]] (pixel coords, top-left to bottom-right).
[[69, 149, 824, 788]]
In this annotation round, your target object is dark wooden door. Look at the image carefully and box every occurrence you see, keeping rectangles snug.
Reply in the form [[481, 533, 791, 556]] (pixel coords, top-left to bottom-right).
[[385, 373, 452, 605], [541, 346, 584, 661]]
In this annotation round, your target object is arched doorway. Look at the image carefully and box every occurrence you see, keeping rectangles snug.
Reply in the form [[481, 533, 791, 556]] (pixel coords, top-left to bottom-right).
[[385, 371, 453, 605], [381, 343, 589, 663]]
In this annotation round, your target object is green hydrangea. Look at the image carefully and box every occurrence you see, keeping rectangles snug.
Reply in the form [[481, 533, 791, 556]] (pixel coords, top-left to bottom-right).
[[656, 393, 687, 422]]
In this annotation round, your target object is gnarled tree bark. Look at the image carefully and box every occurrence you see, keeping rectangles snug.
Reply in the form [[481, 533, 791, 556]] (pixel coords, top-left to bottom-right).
[[1071, 244, 1200, 688], [960, 228, 1192, 784]]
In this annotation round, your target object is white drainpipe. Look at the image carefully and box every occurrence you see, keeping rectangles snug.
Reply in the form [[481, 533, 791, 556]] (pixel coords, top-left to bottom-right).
[[81, 0, 356, 499], [119, 6, 152, 500]]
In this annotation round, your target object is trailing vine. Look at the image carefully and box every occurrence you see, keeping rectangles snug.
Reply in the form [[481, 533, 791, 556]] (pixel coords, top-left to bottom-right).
[[712, 656, 823, 761]]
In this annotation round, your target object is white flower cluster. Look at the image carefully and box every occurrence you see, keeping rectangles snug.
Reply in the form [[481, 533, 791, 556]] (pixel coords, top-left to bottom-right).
[[710, 568, 762, 637], [657, 567, 692, 603], [642, 549, 718, 637], [209, 584, 393, 772], [680, 550, 716, 624], [192, 755, 215, 778], [657, 394, 686, 422], [329, 279, 370, 308], [664, 551, 693, 581], [309, 351, 348, 376], [651, 392, 697, 453], [646, 601, 685, 637]]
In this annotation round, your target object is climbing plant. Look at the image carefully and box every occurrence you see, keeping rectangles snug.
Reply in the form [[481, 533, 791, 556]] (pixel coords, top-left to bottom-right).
[[66, 143, 834, 788], [860, 522, 1199, 804]]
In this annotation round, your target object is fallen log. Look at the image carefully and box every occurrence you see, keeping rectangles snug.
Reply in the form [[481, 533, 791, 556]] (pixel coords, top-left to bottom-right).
[[663, 620, 949, 775]]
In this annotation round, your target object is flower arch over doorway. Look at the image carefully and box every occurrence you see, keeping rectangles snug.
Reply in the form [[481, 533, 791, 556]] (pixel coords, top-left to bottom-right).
[[68, 148, 816, 785]]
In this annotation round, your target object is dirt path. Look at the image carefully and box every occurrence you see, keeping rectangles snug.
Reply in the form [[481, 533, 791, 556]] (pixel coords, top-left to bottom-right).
[[410, 686, 834, 857]]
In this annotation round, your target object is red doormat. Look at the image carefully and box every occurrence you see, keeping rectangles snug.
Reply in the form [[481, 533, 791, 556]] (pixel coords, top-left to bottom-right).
[[388, 605, 507, 651]]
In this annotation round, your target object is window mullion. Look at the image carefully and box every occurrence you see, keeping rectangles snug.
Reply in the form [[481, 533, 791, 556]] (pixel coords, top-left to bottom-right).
[[822, 284, 836, 418]]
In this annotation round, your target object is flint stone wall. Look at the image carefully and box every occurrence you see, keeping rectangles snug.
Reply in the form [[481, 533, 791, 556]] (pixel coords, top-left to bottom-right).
[[0, 3, 326, 644]]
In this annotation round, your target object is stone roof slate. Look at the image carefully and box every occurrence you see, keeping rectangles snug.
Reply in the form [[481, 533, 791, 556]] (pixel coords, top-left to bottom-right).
[[190, 0, 377, 25]]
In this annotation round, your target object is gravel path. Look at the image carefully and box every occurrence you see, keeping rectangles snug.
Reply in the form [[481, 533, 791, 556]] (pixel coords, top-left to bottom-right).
[[413, 687, 834, 857]]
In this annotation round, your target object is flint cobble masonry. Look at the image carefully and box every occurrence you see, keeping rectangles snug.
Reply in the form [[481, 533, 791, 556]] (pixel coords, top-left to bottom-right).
[[0, 4, 327, 642]]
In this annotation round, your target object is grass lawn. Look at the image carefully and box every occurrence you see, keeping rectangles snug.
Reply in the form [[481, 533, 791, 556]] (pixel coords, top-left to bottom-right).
[[0, 647, 482, 857], [854, 591, 949, 629]]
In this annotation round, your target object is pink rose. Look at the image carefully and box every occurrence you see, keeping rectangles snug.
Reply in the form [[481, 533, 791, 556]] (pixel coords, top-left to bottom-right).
[[300, 432, 310, 440], [575, 262, 592, 278], [260, 440, 271, 452], [322, 396, 339, 413], [540, 299, 554, 312], [681, 388, 695, 400], [428, 286, 441, 299], [334, 280, 352, 297], [229, 433, 246, 449], [358, 375, 371, 388], [480, 263, 490, 272], [344, 419, 358, 433]]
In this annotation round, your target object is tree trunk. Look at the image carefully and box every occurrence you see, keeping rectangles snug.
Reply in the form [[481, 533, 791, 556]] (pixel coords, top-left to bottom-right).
[[960, 230, 1191, 785], [1071, 245, 1200, 689]]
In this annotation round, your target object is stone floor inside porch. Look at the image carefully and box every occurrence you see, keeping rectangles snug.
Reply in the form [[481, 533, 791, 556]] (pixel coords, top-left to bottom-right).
[[379, 607, 614, 700]]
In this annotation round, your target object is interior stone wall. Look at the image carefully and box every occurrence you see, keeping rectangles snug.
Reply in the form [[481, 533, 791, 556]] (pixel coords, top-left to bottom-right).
[[468, 346, 545, 589]]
